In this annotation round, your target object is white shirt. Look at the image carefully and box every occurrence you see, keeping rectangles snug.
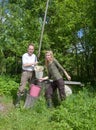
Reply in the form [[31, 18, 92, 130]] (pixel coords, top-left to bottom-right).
[[22, 53, 37, 71]]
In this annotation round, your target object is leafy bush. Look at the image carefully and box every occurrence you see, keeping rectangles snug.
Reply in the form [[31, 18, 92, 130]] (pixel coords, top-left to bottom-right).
[[50, 87, 96, 130], [0, 75, 19, 95]]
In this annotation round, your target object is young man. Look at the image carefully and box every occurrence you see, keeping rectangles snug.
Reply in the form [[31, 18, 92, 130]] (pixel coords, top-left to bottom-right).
[[15, 43, 38, 107]]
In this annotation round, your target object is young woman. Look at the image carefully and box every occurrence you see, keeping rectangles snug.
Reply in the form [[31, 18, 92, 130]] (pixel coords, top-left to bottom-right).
[[39, 50, 71, 107]]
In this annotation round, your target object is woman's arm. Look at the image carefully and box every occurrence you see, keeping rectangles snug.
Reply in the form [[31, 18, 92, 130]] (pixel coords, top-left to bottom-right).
[[54, 58, 71, 80], [38, 76, 49, 82]]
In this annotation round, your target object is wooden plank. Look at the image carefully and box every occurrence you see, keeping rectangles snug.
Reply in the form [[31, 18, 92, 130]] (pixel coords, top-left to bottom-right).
[[49, 80, 84, 86], [64, 81, 84, 86]]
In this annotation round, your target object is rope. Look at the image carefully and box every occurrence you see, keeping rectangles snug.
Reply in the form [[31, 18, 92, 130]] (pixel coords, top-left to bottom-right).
[[38, 0, 50, 58]]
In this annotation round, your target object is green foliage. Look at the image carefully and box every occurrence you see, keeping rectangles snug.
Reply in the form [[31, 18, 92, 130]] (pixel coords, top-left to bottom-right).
[[0, 75, 19, 95], [0, 0, 96, 82], [0, 85, 96, 130], [50, 87, 96, 130]]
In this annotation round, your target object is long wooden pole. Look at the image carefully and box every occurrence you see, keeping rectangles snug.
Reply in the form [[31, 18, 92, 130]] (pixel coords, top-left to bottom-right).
[[38, 0, 50, 58]]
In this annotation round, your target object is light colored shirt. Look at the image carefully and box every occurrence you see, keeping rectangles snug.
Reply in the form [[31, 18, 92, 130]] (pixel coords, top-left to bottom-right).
[[22, 53, 37, 71]]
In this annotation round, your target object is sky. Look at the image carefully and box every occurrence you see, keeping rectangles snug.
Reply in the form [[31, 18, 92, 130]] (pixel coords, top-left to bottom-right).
[[77, 29, 83, 38]]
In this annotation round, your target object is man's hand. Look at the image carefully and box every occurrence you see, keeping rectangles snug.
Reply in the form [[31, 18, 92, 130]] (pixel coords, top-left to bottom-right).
[[32, 62, 38, 66]]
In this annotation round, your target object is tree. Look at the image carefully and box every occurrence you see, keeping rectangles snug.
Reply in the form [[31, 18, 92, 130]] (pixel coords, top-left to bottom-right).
[[0, 0, 96, 83]]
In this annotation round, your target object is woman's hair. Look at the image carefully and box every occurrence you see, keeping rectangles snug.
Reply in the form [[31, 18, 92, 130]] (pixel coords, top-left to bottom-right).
[[45, 50, 54, 67]]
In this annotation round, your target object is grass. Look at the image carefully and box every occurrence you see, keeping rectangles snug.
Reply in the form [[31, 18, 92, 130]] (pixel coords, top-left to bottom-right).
[[0, 85, 96, 130], [0, 95, 53, 130]]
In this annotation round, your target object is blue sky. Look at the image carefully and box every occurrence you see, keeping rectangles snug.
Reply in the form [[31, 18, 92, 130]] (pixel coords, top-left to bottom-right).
[[77, 29, 83, 38]]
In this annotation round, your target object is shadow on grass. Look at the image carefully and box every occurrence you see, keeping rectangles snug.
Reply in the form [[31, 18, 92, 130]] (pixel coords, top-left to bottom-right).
[[11, 89, 27, 106]]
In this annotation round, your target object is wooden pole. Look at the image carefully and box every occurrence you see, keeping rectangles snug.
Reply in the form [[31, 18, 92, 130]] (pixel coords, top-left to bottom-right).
[[38, 0, 50, 58]]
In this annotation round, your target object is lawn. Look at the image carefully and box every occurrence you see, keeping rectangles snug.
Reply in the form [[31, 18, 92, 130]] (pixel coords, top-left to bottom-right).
[[0, 84, 96, 130]]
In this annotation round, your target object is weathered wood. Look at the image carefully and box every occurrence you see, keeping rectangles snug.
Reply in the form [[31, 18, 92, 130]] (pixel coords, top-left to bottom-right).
[[24, 94, 37, 109], [49, 80, 84, 86], [64, 81, 84, 86]]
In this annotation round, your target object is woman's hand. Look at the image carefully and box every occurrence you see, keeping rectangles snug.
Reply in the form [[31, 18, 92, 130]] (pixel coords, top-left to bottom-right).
[[67, 75, 71, 81], [38, 76, 48, 82], [38, 78, 44, 82]]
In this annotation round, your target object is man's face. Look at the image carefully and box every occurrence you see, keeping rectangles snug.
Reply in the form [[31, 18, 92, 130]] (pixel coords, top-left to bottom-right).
[[28, 45, 34, 56]]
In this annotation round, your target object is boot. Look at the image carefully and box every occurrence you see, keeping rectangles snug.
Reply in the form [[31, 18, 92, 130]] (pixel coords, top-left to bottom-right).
[[15, 94, 21, 107], [60, 95, 66, 101], [47, 98, 53, 108]]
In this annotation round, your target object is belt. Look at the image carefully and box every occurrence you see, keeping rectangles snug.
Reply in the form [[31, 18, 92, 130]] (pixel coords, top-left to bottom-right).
[[22, 70, 33, 72]]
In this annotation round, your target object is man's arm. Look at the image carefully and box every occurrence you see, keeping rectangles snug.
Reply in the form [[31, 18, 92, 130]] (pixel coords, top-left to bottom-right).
[[23, 62, 38, 67], [22, 54, 38, 67]]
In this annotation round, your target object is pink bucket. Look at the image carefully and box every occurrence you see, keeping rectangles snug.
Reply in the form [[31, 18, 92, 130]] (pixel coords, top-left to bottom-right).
[[30, 84, 41, 97]]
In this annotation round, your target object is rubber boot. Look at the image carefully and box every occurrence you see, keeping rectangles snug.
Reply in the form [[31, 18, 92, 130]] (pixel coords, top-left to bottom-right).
[[60, 94, 66, 101], [15, 94, 21, 107], [47, 98, 53, 108]]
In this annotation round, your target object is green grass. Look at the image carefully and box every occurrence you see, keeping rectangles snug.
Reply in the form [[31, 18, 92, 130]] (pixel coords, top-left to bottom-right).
[[0, 95, 53, 130], [0, 86, 96, 130]]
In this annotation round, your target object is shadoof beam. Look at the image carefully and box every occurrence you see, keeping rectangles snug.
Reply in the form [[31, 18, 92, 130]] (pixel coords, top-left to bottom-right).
[[38, 0, 50, 58]]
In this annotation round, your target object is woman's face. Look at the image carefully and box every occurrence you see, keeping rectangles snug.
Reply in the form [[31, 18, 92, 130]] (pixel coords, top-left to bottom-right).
[[45, 52, 52, 61]]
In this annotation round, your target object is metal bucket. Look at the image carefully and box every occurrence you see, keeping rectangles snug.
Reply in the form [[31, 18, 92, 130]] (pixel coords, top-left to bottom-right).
[[34, 65, 44, 79], [30, 84, 41, 97], [35, 71, 43, 79]]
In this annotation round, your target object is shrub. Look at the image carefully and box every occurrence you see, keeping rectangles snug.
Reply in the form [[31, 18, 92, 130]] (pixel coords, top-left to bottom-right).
[[50, 88, 96, 130], [0, 75, 19, 95]]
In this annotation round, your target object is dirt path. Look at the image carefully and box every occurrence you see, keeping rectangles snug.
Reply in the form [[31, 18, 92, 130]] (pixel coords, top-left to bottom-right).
[[0, 96, 14, 114], [0, 103, 5, 111]]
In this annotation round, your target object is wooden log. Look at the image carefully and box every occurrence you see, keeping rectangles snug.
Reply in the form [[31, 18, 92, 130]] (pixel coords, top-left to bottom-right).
[[49, 80, 84, 86], [64, 81, 84, 86]]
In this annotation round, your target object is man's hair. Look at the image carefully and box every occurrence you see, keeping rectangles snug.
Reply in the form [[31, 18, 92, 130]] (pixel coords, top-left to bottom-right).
[[28, 43, 34, 48]]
